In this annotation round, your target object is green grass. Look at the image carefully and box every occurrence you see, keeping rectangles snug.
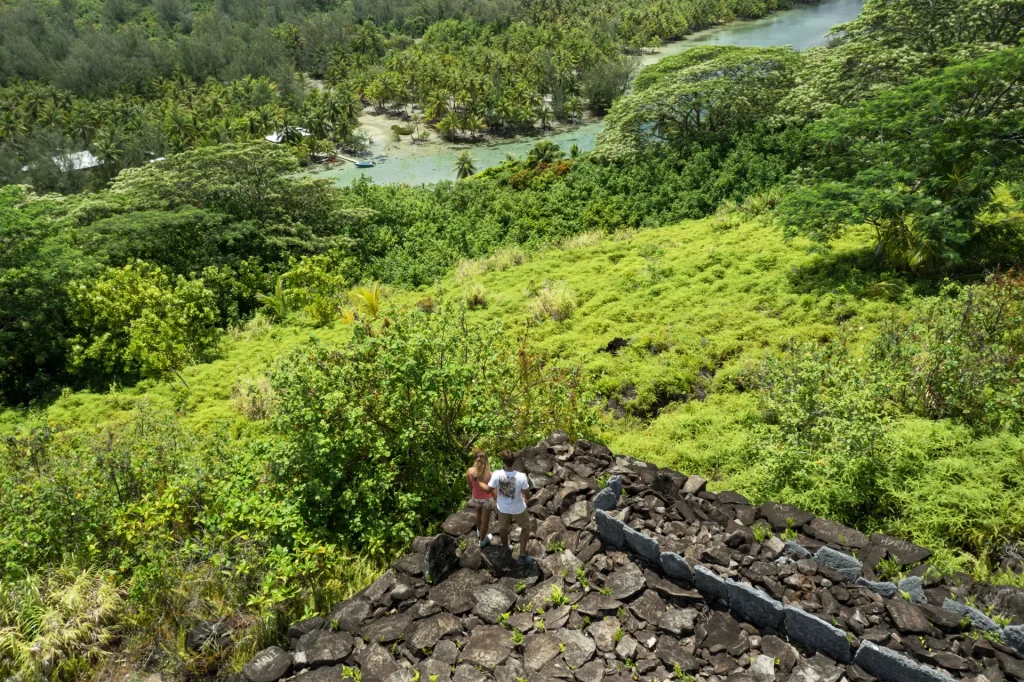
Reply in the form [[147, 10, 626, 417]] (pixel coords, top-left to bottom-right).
[[429, 217, 907, 477]]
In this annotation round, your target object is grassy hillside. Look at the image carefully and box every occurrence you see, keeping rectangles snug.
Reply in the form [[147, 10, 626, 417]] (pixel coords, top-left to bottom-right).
[[2, 210, 904, 463], [432, 214, 906, 475]]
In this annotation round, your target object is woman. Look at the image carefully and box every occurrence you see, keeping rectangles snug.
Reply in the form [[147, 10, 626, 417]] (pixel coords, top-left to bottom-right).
[[467, 449, 495, 547]]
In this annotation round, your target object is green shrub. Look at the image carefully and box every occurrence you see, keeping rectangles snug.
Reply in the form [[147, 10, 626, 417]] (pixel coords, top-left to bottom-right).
[[267, 303, 595, 555], [531, 281, 577, 322]]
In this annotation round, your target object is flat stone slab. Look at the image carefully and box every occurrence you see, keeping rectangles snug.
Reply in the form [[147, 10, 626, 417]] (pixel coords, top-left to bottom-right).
[[853, 641, 955, 682], [587, 617, 621, 652], [540, 550, 583, 580], [472, 584, 518, 624], [1005, 624, 1024, 656], [595, 510, 625, 547], [942, 598, 1000, 631], [406, 612, 461, 651], [359, 644, 400, 682], [428, 568, 489, 614], [460, 625, 512, 670], [305, 631, 354, 668], [557, 628, 597, 669], [524, 632, 563, 671], [574, 659, 605, 682], [576, 592, 622, 617], [727, 580, 784, 630], [656, 636, 701, 673], [805, 518, 868, 549], [871, 533, 932, 565], [658, 607, 697, 636], [760, 502, 815, 532], [362, 612, 412, 644], [694, 564, 729, 605], [885, 599, 932, 635], [628, 589, 667, 625], [244, 646, 292, 682], [623, 525, 660, 562], [604, 562, 646, 600], [784, 605, 854, 663]]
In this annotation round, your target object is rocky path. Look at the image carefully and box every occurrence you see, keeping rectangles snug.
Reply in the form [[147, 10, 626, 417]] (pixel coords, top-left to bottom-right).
[[235, 433, 1024, 682]]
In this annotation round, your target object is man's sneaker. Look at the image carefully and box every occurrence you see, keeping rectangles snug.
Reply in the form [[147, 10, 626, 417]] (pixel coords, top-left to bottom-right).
[[518, 555, 534, 565], [480, 534, 492, 548]]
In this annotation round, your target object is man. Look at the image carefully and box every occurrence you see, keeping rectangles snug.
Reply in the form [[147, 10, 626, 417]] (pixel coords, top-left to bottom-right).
[[480, 449, 533, 563]]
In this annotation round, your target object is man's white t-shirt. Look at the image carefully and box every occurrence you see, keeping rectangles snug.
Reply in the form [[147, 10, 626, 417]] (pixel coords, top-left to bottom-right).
[[488, 469, 530, 514]]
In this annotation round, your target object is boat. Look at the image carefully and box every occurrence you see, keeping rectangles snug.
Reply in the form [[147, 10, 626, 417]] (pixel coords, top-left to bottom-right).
[[354, 160, 375, 168]]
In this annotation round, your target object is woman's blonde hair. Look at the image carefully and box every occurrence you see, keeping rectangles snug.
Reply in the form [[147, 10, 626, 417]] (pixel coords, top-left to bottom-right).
[[471, 449, 491, 482]]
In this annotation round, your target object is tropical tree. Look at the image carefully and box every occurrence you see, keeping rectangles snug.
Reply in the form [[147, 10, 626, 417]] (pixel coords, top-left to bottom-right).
[[454, 150, 477, 179]]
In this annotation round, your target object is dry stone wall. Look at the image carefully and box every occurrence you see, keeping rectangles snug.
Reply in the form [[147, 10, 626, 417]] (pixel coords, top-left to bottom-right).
[[234, 434, 1024, 682]]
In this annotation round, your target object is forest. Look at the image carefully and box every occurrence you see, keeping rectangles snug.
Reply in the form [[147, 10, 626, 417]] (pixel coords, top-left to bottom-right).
[[1, 0, 1024, 679]]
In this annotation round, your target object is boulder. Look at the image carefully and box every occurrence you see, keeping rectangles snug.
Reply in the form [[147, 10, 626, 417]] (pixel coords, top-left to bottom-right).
[[856, 578, 898, 599], [814, 547, 862, 582], [392, 553, 425, 576], [885, 599, 933, 635], [243, 647, 293, 682], [789, 654, 844, 682], [897, 576, 927, 604], [853, 641, 956, 682], [604, 562, 646, 600], [576, 592, 623, 617], [330, 598, 371, 633], [365, 570, 397, 604], [424, 534, 460, 585], [681, 476, 707, 495], [460, 626, 513, 670], [605, 475, 624, 498], [574, 660, 605, 682], [783, 541, 812, 560], [699, 611, 746, 654], [453, 666, 487, 682], [1004, 624, 1024, 656], [655, 636, 701, 673], [296, 665, 352, 682], [658, 552, 693, 583], [304, 631, 355, 668], [593, 487, 618, 512], [759, 501, 814, 532], [587, 617, 621, 652]]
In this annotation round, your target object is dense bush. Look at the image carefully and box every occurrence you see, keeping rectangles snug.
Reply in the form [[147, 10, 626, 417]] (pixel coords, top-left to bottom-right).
[[267, 303, 595, 555], [740, 274, 1024, 569]]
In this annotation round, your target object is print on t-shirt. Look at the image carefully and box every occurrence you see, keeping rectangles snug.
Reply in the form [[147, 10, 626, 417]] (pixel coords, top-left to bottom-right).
[[497, 474, 517, 500]]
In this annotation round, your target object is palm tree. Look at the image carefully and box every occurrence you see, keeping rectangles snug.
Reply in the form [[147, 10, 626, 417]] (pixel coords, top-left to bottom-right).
[[454, 150, 477, 180], [438, 111, 461, 141]]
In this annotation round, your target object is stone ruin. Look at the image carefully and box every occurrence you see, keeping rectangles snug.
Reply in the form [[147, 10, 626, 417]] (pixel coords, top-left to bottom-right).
[[232, 433, 1024, 682]]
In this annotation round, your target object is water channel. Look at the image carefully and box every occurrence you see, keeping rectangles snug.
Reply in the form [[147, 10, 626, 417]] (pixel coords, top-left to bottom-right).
[[308, 0, 864, 187]]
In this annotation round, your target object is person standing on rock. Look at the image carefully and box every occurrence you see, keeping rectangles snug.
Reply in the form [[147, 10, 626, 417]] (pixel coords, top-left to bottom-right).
[[467, 449, 496, 548], [480, 449, 533, 563]]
